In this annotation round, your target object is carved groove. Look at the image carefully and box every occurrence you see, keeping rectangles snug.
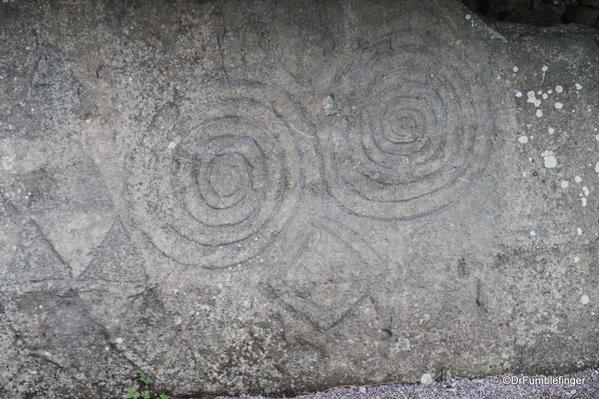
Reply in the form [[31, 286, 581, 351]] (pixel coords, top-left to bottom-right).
[[320, 37, 492, 220], [125, 83, 308, 268]]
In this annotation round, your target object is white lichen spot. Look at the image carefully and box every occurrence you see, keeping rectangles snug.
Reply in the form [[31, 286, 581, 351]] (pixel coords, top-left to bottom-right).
[[548, 127, 555, 135], [575, 176, 582, 183], [560, 180, 569, 189], [577, 227, 583, 236], [515, 91, 523, 98], [582, 186, 589, 196], [1, 155, 13, 170], [580, 295, 589, 305], [529, 230, 537, 237], [167, 136, 181, 151], [536, 109, 543, 117], [555, 85, 563, 93], [541, 150, 557, 168], [575, 83, 582, 90], [421, 373, 434, 385], [554, 102, 563, 110], [513, 66, 518, 73], [518, 136, 528, 144]]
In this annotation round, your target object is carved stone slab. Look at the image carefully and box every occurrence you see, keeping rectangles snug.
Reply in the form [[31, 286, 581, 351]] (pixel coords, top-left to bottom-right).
[[0, 0, 597, 397]]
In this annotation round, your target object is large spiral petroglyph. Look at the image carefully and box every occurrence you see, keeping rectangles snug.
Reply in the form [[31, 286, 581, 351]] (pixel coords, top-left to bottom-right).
[[320, 35, 493, 220], [125, 83, 308, 268]]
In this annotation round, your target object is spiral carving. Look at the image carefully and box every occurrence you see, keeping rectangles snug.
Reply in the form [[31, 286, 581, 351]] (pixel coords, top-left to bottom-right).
[[320, 38, 492, 220], [125, 83, 308, 268]]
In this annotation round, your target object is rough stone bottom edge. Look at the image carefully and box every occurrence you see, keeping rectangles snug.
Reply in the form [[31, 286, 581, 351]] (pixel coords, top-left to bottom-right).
[[210, 369, 598, 399]]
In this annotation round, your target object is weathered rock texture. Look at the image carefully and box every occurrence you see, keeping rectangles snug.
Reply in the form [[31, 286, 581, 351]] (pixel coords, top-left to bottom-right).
[[0, 0, 598, 398]]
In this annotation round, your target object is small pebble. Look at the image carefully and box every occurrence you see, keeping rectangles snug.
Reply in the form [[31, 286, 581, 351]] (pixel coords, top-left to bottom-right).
[[556, 85, 563, 93], [421, 373, 434, 385], [554, 102, 563, 110], [548, 127, 555, 134], [323, 94, 338, 116], [515, 91, 522, 98], [513, 66, 518, 73], [518, 136, 528, 144]]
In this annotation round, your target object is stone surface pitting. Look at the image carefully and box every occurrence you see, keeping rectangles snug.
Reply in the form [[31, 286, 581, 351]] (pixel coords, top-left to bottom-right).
[[125, 83, 308, 268], [320, 31, 493, 220], [0, 33, 79, 139]]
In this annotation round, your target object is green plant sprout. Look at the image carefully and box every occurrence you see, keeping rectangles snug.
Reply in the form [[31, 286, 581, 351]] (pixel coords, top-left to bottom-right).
[[126, 373, 170, 399]]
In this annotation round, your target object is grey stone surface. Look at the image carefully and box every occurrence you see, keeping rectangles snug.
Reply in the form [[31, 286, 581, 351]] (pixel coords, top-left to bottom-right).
[[0, 0, 598, 398]]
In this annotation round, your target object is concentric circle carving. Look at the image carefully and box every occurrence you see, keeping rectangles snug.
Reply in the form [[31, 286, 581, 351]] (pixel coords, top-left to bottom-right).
[[321, 40, 492, 219], [125, 83, 308, 268]]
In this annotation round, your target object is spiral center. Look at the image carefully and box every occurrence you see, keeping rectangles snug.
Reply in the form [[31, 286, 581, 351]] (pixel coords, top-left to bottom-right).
[[207, 154, 244, 198], [389, 115, 418, 143]]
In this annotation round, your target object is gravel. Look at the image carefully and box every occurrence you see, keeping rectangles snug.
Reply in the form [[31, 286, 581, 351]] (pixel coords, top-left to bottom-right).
[[212, 369, 598, 399]]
